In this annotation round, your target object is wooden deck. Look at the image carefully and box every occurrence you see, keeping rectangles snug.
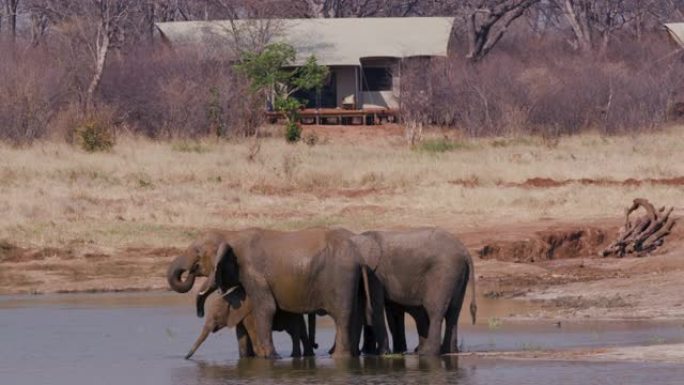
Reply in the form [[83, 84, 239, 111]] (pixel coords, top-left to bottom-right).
[[266, 108, 399, 125]]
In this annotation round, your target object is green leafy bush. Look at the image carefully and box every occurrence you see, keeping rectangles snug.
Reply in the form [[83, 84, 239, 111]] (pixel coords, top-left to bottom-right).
[[285, 121, 302, 143]]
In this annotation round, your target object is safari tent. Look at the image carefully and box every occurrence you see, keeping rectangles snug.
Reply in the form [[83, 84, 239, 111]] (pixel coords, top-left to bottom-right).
[[155, 17, 456, 124], [665, 22, 684, 47]]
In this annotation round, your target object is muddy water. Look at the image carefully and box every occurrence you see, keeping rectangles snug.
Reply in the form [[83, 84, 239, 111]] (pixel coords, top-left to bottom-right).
[[1, 293, 683, 385]]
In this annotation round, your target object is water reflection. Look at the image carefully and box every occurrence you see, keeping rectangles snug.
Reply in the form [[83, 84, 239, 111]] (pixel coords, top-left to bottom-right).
[[178, 355, 464, 385]]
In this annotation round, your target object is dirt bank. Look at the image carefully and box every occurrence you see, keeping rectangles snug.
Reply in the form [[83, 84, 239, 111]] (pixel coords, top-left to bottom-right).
[[1, 217, 682, 321]]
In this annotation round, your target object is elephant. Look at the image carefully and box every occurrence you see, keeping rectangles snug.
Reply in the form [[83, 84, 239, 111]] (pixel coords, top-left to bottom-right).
[[208, 227, 371, 358], [185, 288, 315, 359], [351, 227, 477, 356]]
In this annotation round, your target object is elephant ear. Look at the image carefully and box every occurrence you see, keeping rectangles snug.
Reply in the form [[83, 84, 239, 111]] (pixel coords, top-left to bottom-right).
[[215, 242, 239, 293], [225, 289, 252, 328], [352, 233, 382, 271]]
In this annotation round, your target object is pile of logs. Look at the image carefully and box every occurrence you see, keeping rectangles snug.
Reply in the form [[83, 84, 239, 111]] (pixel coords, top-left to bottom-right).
[[602, 198, 677, 258]]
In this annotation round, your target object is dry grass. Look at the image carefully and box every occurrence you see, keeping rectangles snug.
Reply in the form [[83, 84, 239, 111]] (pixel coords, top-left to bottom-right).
[[0, 126, 683, 251]]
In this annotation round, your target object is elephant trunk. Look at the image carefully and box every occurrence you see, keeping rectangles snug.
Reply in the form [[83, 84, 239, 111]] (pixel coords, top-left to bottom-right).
[[167, 255, 198, 293]]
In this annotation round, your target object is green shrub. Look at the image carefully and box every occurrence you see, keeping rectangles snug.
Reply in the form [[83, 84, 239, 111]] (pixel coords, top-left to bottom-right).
[[285, 121, 302, 143], [75, 119, 114, 152]]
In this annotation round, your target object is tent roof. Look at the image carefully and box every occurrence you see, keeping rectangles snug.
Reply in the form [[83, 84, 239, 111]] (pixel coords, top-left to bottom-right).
[[156, 17, 455, 66], [665, 23, 684, 47]]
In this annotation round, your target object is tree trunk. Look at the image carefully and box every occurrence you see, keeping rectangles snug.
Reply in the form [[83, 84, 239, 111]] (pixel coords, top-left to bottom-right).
[[86, 25, 110, 111], [305, 0, 326, 18], [6, 0, 18, 41], [466, 0, 539, 62], [562, 0, 592, 52]]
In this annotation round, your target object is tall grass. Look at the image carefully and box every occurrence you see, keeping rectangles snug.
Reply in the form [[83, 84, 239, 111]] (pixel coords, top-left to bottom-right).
[[0, 129, 682, 249]]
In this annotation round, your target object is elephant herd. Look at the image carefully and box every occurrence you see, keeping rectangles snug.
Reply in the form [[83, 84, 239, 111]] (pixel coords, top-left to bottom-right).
[[166, 227, 477, 359]]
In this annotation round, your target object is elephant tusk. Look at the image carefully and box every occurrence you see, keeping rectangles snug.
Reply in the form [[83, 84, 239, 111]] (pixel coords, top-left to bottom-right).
[[221, 285, 239, 297]]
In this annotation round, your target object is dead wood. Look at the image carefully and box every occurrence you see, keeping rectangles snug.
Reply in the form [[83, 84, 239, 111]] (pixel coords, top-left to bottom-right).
[[602, 198, 677, 258]]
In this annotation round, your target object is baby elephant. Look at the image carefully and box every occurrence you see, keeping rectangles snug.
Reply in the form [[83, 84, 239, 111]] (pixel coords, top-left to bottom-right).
[[185, 290, 315, 359]]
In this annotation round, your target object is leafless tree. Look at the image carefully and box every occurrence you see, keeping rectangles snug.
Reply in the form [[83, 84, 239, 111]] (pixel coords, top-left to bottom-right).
[[543, 0, 667, 53], [412, 0, 540, 62], [2, 0, 19, 40], [462, 0, 540, 61]]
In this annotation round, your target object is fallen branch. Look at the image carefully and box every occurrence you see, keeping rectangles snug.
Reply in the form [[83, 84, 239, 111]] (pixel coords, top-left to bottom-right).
[[601, 198, 677, 258]]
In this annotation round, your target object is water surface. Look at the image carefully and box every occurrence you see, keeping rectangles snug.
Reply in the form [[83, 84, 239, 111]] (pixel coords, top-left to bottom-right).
[[1, 292, 683, 385]]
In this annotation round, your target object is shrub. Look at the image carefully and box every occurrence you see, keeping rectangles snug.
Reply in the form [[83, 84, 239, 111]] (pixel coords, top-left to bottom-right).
[[0, 43, 63, 144], [285, 121, 302, 143], [75, 118, 114, 152]]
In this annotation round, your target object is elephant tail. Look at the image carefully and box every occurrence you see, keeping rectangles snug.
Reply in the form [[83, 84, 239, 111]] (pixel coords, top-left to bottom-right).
[[467, 252, 477, 325], [361, 266, 373, 326]]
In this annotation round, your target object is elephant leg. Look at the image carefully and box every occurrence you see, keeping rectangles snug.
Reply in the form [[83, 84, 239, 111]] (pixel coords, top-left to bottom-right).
[[255, 312, 277, 358], [410, 306, 429, 353], [367, 272, 389, 355], [247, 298, 278, 358], [419, 308, 445, 356], [290, 333, 302, 358], [419, 283, 451, 356], [442, 277, 468, 354], [185, 321, 214, 359], [299, 315, 316, 357], [385, 302, 407, 354], [361, 324, 376, 355], [286, 314, 303, 358], [236, 322, 255, 358], [307, 313, 318, 350], [329, 308, 354, 358]]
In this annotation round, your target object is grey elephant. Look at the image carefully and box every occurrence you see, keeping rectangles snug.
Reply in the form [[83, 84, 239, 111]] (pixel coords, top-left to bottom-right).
[[168, 230, 317, 358], [351, 227, 477, 356], [185, 288, 315, 359], [208, 227, 371, 358]]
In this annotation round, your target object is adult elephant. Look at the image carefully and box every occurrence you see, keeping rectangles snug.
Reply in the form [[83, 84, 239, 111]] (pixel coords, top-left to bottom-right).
[[210, 227, 370, 358], [352, 227, 477, 356], [169, 230, 318, 357], [185, 288, 315, 359]]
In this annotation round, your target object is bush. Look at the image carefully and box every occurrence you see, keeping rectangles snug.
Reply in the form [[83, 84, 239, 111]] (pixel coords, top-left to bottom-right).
[[285, 121, 302, 143], [75, 118, 115, 152], [0, 43, 64, 144], [400, 36, 679, 137]]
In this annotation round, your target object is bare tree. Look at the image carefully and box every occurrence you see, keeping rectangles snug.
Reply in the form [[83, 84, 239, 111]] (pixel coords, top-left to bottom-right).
[[25, 0, 132, 110], [461, 0, 540, 62], [306, 0, 423, 17], [3, 0, 19, 40], [548, 0, 645, 53]]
